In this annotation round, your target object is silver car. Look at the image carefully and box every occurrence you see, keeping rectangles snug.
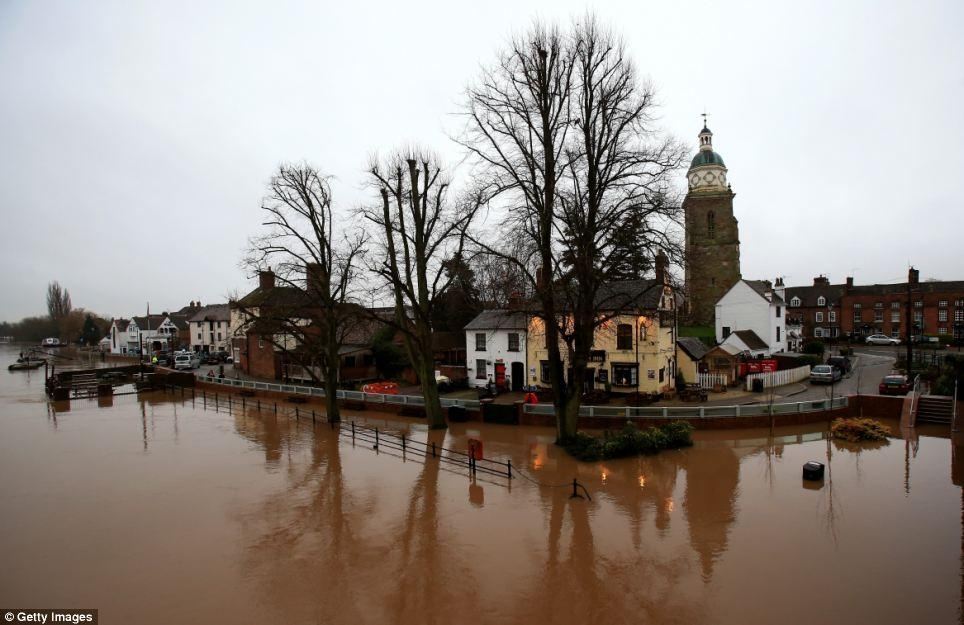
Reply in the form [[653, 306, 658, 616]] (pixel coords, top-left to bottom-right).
[[865, 334, 900, 346], [810, 364, 842, 384]]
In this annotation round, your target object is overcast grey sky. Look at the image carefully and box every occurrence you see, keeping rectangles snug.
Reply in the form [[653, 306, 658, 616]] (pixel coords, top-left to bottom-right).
[[1, 0, 961, 321]]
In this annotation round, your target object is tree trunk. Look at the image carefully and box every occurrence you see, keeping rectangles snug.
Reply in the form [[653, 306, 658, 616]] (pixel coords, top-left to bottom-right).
[[324, 366, 341, 423]]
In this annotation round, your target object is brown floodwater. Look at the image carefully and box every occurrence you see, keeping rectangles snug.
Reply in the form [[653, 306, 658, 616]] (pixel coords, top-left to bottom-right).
[[0, 345, 961, 624]]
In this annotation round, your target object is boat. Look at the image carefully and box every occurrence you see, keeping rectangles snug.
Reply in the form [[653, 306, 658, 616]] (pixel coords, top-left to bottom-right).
[[8, 359, 46, 371], [40, 338, 63, 348]]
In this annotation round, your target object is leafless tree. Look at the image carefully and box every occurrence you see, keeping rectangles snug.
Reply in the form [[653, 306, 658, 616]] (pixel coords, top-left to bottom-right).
[[46, 281, 72, 323], [362, 149, 480, 429], [461, 16, 685, 441], [242, 162, 367, 423]]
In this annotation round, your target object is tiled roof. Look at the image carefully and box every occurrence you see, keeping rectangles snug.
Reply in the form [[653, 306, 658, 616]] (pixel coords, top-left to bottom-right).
[[234, 285, 312, 310], [188, 304, 231, 323], [848, 280, 964, 296], [464, 310, 528, 331], [677, 337, 709, 361], [732, 329, 769, 351], [784, 283, 846, 307], [744, 280, 785, 304]]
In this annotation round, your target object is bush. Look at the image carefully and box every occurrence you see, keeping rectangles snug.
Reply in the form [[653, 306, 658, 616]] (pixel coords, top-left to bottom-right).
[[797, 354, 823, 369], [561, 421, 694, 461], [803, 341, 825, 355], [830, 418, 891, 443]]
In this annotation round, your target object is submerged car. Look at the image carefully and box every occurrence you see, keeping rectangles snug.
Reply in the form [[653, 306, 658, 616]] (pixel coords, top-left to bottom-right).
[[810, 364, 842, 384], [865, 334, 900, 346], [879, 374, 910, 395]]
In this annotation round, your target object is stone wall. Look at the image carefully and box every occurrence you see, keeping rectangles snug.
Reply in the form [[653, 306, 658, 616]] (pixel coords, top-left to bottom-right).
[[683, 191, 741, 326]]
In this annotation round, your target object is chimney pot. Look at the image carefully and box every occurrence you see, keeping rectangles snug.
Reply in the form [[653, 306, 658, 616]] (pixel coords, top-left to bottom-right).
[[258, 270, 275, 290]]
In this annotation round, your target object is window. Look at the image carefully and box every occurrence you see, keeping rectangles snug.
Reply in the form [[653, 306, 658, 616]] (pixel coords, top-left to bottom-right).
[[939, 327, 947, 335], [814, 328, 823, 338], [874, 310, 883, 323], [956, 310, 964, 322], [939, 300, 947, 308], [217, 332, 222, 341], [659, 367, 665, 383], [713, 357, 730, 369], [197, 333, 202, 340], [507, 333, 520, 352], [817, 296, 826, 306], [616, 324, 633, 350], [914, 311, 923, 323], [891, 311, 900, 323], [476, 359, 487, 380], [853, 308, 861, 323], [829, 311, 837, 323], [707, 211, 716, 238], [891, 331, 900, 339], [874, 302, 883, 309], [475, 333, 486, 351], [722, 326, 731, 339], [612, 363, 638, 386], [776, 306, 782, 318], [790, 296, 801, 307], [957, 300, 964, 308], [815, 312, 823, 323], [939, 310, 947, 322], [776, 327, 781, 342], [915, 300, 923, 308], [540, 360, 550, 383], [891, 302, 900, 310]]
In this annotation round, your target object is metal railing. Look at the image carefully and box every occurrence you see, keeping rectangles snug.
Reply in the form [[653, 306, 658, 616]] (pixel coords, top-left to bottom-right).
[[953, 379, 959, 433], [523, 395, 849, 419], [908, 374, 922, 423], [199, 375, 481, 409]]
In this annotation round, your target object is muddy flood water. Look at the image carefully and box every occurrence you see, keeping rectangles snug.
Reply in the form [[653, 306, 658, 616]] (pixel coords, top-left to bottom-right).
[[0, 346, 961, 624]]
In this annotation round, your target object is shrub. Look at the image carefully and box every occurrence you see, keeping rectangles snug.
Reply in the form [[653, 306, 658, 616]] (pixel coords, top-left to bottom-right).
[[797, 354, 823, 369], [561, 420, 694, 461], [830, 418, 891, 443], [803, 341, 825, 355]]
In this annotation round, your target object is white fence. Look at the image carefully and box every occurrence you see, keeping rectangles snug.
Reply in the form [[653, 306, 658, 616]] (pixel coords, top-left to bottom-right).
[[697, 373, 728, 389], [199, 375, 481, 409], [523, 395, 848, 419], [745, 365, 812, 391]]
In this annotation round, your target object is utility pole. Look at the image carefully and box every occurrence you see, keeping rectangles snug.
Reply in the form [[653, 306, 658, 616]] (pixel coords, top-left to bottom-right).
[[905, 271, 913, 372]]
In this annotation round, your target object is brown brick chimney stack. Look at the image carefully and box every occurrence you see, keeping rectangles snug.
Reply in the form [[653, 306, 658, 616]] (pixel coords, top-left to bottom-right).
[[259, 269, 275, 290]]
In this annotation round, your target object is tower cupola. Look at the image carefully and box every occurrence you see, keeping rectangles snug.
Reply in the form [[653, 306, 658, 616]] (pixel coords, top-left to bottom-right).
[[687, 123, 729, 193]]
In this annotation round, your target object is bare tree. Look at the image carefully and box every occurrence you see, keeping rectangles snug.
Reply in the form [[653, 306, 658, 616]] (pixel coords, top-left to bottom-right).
[[46, 281, 72, 323], [362, 150, 480, 429], [461, 16, 685, 442], [242, 162, 366, 423]]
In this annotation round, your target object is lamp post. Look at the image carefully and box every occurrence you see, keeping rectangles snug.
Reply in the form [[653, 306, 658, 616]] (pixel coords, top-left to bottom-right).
[[827, 302, 834, 357]]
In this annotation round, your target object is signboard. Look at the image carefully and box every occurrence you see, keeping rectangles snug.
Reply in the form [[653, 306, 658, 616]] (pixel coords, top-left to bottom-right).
[[738, 359, 778, 377]]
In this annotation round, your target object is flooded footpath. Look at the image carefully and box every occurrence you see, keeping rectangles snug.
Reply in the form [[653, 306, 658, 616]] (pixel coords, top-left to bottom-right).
[[0, 346, 961, 624]]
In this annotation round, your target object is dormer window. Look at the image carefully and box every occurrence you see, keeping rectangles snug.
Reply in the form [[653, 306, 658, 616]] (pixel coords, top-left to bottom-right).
[[817, 296, 826, 307], [790, 296, 801, 307]]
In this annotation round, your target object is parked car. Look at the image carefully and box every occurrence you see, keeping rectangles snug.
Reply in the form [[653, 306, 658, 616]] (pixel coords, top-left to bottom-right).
[[204, 352, 222, 364], [810, 364, 842, 384], [865, 334, 900, 346], [826, 356, 852, 374], [154, 351, 171, 367], [174, 352, 200, 370], [436, 373, 451, 392], [879, 373, 911, 395]]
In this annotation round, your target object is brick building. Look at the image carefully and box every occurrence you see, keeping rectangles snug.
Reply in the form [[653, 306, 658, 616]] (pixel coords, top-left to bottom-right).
[[786, 268, 964, 343], [684, 123, 741, 326]]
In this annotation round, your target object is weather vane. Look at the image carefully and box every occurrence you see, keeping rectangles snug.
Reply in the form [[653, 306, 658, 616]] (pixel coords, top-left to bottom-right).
[[701, 109, 710, 127]]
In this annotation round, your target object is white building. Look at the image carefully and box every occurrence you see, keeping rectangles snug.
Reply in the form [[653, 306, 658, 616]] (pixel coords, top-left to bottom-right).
[[464, 310, 528, 391], [189, 304, 231, 354], [108, 318, 131, 354], [715, 278, 787, 356]]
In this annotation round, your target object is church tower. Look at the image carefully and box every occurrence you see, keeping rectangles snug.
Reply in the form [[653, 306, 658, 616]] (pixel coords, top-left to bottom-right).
[[683, 122, 741, 326]]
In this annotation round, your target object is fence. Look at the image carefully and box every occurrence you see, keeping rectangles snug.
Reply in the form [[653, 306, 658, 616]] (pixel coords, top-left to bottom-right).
[[697, 373, 728, 389], [523, 395, 848, 419], [161, 383, 510, 480], [744, 365, 812, 391], [199, 375, 481, 409]]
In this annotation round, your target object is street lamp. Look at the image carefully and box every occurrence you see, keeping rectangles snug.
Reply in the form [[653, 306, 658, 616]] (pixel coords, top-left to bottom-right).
[[827, 302, 834, 357]]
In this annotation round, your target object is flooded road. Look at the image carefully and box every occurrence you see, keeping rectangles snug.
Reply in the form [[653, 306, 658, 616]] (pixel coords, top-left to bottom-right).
[[0, 345, 961, 624]]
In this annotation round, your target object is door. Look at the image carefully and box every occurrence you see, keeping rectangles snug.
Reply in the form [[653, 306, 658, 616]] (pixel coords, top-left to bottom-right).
[[495, 362, 506, 389], [511, 362, 524, 391]]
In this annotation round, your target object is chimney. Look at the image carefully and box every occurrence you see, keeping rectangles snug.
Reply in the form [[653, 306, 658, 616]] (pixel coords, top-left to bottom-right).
[[508, 291, 522, 310], [773, 277, 786, 302], [196, 300, 200, 307], [306, 263, 325, 297], [813, 275, 830, 286], [655, 250, 668, 285], [259, 269, 275, 290], [908, 266, 919, 285]]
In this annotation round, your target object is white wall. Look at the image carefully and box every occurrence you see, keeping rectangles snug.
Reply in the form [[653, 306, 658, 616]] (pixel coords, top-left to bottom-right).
[[190, 319, 230, 352], [465, 328, 527, 389], [716, 281, 786, 354]]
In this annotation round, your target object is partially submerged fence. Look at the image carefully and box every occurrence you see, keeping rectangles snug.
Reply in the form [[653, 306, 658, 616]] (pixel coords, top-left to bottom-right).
[[200, 375, 481, 409], [744, 365, 812, 391], [161, 383, 510, 479], [522, 395, 848, 419]]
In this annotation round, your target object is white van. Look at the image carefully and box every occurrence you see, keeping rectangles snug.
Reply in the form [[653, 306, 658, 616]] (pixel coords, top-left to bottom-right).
[[174, 353, 200, 370]]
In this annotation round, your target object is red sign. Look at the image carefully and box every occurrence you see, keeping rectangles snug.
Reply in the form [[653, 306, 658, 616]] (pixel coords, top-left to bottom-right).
[[468, 438, 484, 461], [738, 360, 778, 377]]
